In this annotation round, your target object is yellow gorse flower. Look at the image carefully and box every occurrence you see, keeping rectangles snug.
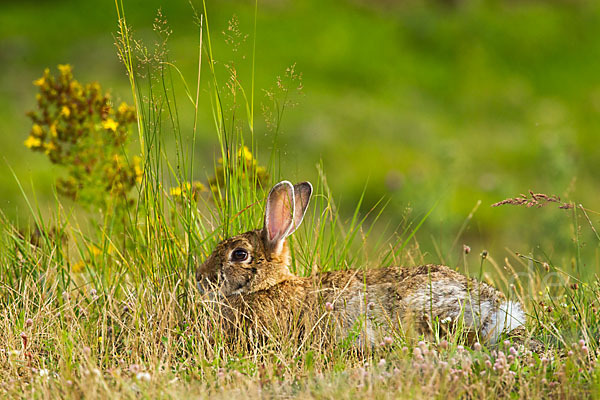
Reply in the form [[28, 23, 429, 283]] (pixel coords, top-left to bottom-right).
[[44, 141, 57, 155], [61, 106, 71, 117], [92, 245, 101, 256], [207, 145, 270, 202], [58, 64, 72, 75], [170, 181, 205, 201], [170, 186, 182, 197], [239, 145, 254, 162], [118, 102, 131, 115], [31, 124, 43, 137], [133, 156, 143, 183], [24, 136, 42, 149], [72, 260, 85, 273], [102, 118, 119, 132], [33, 69, 49, 87]]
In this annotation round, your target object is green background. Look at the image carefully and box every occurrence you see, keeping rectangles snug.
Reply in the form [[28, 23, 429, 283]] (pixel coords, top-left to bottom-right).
[[2, 0, 599, 268]]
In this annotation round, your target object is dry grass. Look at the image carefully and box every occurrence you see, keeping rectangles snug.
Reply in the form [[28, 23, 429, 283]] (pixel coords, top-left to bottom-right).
[[1, 201, 599, 399]]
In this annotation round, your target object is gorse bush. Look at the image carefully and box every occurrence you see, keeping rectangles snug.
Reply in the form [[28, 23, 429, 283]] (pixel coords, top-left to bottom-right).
[[25, 65, 141, 212], [207, 145, 269, 202]]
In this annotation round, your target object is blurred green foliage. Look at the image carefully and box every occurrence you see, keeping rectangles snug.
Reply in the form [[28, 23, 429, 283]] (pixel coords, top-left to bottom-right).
[[1, 0, 599, 268]]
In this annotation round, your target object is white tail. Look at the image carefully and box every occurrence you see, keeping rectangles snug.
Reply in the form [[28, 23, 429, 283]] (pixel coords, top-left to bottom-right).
[[483, 301, 526, 343]]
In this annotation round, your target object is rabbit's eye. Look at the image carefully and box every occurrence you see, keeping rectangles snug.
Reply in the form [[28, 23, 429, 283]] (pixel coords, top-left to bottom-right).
[[231, 248, 249, 262]]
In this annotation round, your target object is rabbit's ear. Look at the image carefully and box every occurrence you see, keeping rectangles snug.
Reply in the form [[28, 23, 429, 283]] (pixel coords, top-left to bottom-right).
[[262, 181, 295, 254], [287, 181, 313, 236]]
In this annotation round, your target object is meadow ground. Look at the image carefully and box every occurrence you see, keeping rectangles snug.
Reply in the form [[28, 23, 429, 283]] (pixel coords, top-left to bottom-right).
[[2, 0, 600, 398]]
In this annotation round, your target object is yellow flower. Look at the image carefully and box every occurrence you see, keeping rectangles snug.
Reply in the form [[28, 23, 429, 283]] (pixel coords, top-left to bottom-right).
[[31, 124, 43, 137], [24, 136, 42, 149], [69, 80, 82, 93], [58, 64, 72, 75], [90, 245, 102, 257], [33, 69, 49, 86], [238, 146, 254, 162], [107, 243, 116, 254], [102, 118, 119, 132], [72, 260, 85, 273], [50, 123, 58, 138], [170, 186, 182, 197], [61, 106, 71, 117], [33, 76, 46, 87], [118, 102, 131, 115], [44, 141, 57, 155], [133, 156, 143, 183]]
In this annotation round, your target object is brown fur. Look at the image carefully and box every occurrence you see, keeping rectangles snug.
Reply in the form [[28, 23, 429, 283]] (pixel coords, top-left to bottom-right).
[[197, 181, 530, 347], [198, 230, 512, 345]]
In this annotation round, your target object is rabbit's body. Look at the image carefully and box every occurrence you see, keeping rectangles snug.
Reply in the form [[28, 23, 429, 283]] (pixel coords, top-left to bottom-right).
[[322, 264, 524, 344], [211, 261, 524, 344], [198, 181, 526, 346]]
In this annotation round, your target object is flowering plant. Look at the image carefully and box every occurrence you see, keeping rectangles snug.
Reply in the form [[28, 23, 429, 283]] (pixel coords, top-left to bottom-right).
[[25, 65, 141, 211]]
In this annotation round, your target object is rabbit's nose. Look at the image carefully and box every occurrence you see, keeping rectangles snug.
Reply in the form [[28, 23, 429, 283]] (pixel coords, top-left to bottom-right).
[[197, 276, 217, 296]]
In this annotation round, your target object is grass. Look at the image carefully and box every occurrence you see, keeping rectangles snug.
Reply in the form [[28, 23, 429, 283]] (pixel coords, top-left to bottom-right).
[[3, 0, 600, 263], [2, 1, 600, 398]]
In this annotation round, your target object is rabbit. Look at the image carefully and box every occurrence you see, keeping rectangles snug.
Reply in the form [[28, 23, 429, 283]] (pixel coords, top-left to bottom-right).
[[196, 180, 529, 347]]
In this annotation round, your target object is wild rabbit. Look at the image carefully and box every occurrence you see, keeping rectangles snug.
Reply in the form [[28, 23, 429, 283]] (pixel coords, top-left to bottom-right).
[[196, 181, 528, 346]]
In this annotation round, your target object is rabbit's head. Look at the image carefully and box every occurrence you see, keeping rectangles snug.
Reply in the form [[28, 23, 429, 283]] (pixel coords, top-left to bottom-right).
[[197, 181, 312, 297]]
